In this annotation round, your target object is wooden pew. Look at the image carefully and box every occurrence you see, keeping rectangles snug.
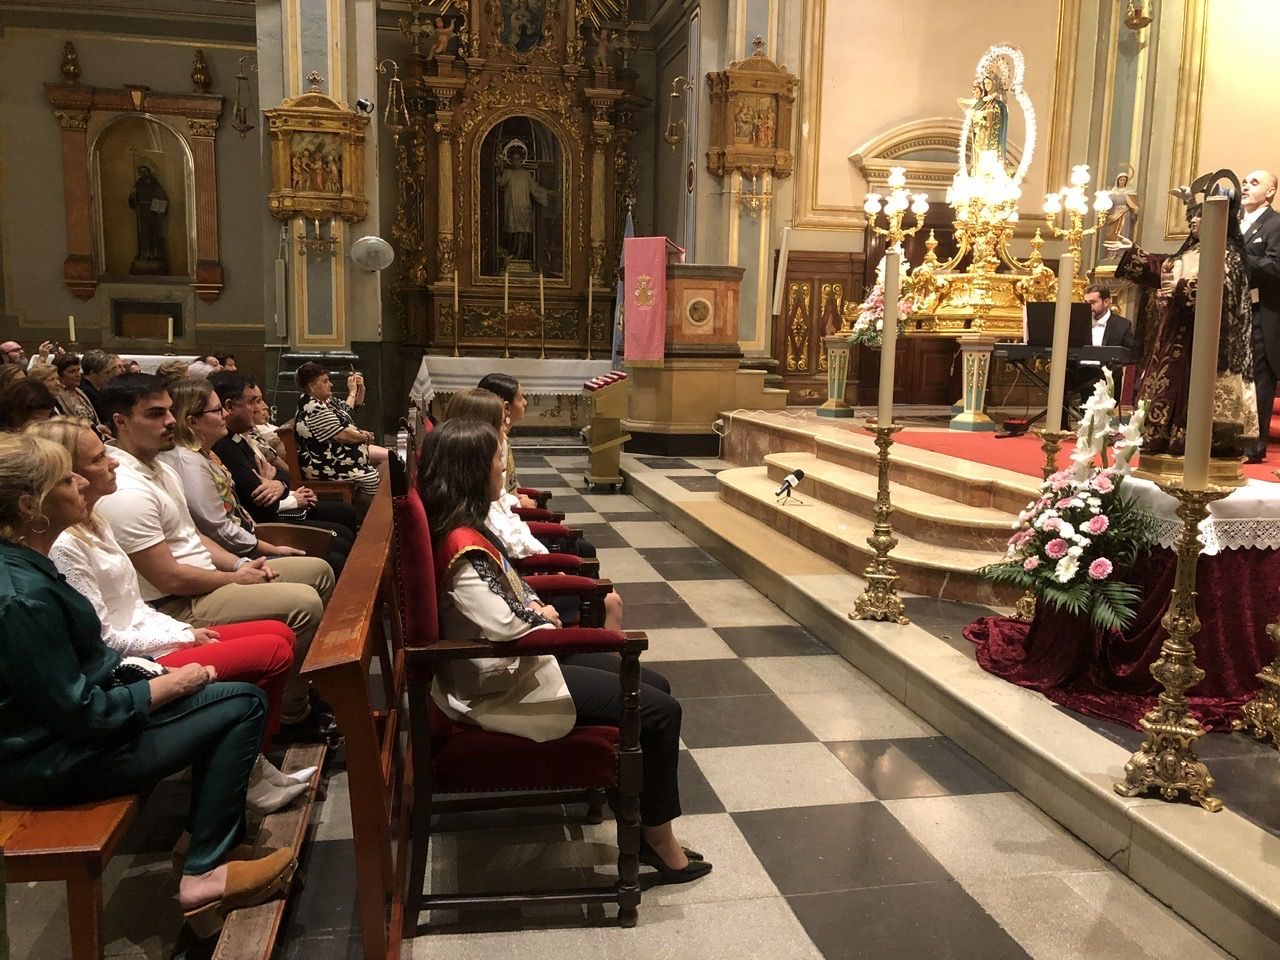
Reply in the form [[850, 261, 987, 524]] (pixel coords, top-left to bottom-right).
[[300, 470, 405, 960]]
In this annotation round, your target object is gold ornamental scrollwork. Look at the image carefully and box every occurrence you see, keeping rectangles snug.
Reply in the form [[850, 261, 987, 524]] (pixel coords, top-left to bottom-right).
[[705, 37, 797, 181], [53, 109, 89, 131], [784, 280, 811, 372]]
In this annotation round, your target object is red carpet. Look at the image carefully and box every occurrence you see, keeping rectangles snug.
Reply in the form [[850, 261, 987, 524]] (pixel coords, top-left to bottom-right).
[[894, 429, 1280, 484]]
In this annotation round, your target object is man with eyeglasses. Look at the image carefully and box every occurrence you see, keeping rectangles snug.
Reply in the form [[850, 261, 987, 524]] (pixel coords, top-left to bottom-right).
[[1242, 170, 1280, 462], [93, 374, 336, 739]]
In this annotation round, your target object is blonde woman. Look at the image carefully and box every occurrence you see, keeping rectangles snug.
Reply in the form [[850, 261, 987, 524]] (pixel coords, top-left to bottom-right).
[[0, 433, 297, 933], [28, 417, 313, 814]]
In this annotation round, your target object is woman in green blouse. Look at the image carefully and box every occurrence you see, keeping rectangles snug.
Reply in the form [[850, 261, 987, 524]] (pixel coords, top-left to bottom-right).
[[0, 433, 296, 935]]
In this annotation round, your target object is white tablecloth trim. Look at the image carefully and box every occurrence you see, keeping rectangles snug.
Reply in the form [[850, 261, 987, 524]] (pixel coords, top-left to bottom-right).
[[1124, 476, 1280, 554], [409, 356, 614, 405]]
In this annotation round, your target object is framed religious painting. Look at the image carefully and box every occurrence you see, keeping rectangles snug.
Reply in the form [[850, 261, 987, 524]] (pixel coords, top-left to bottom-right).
[[264, 78, 370, 222], [705, 37, 797, 180]]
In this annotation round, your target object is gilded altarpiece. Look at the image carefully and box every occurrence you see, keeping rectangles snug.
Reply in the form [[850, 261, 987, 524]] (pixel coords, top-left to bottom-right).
[[392, 0, 645, 355]]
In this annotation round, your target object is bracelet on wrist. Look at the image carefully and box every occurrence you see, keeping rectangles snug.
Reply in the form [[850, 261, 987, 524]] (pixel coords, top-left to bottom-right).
[[234, 557, 250, 570]]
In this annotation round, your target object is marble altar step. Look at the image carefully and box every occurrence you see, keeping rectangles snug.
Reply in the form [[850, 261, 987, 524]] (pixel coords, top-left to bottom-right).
[[719, 408, 1041, 515], [761, 452, 1014, 553], [716, 465, 1020, 605]]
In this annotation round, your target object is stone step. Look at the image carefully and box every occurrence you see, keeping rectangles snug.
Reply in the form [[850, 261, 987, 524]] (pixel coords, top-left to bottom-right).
[[762, 452, 1015, 553], [811, 429, 1041, 515], [717, 465, 1020, 606]]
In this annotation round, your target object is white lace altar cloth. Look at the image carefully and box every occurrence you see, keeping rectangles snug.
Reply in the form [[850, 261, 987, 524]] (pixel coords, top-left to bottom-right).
[[409, 356, 614, 406], [1122, 476, 1280, 554]]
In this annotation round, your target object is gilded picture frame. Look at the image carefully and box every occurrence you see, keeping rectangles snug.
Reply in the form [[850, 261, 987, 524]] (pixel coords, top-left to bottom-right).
[[706, 39, 797, 180], [265, 88, 369, 222]]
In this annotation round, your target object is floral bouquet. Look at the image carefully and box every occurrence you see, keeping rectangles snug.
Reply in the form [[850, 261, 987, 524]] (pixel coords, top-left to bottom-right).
[[981, 370, 1156, 632], [849, 255, 914, 346]]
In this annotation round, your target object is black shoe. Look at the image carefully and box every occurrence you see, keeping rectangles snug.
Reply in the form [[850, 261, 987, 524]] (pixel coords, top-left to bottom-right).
[[1247, 452, 1266, 464], [277, 711, 341, 746], [638, 845, 713, 884], [640, 838, 703, 861]]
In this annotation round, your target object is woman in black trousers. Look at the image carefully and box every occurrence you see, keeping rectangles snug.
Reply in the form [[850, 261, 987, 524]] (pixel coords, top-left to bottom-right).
[[419, 418, 709, 882]]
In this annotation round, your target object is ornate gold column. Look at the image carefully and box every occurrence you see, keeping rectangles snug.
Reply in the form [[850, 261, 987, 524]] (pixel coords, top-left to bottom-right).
[[426, 77, 465, 279], [586, 88, 622, 280]]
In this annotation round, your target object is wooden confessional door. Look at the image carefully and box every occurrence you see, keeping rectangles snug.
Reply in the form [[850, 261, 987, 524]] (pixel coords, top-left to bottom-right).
[[773, 251, 865, 404]]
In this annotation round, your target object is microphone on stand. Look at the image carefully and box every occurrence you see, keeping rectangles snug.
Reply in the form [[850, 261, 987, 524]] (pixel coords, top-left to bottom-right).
[[774, 469, 805, 498]]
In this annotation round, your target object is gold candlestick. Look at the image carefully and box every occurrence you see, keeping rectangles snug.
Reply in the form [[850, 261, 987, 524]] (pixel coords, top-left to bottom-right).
[[1232, 622, 1280, 749], [503, 309, 510, 359], [1114, 482, 1229, 812], [1014, 427, 1075, 621], [452, 303, 460, 357], [852, 423, 909, 624]]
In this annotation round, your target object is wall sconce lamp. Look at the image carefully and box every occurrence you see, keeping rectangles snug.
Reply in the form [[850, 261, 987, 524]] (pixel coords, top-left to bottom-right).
[[298, 218, 340, 259], [663, 76, 695, 150], [231, 56, 257, 139], [737, 169, 772, 217], [377, 59, 410, 140]]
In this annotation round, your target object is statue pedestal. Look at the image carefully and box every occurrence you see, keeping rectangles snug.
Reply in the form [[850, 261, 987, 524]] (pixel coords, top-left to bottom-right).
[[817, 334, 857, 418], [949, 337, 998, 432]]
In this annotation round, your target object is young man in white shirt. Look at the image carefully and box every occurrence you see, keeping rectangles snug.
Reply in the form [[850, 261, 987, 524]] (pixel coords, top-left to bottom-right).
[[95, 374, 335, 729]]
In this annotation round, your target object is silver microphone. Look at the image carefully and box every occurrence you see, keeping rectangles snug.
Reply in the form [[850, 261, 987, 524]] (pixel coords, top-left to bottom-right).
[[774, 469, 805, 497]]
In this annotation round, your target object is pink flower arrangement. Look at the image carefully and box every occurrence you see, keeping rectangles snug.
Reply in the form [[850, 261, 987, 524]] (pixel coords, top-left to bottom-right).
[[1044, 538, 1069, 559], [979, 386, 1155, 633]]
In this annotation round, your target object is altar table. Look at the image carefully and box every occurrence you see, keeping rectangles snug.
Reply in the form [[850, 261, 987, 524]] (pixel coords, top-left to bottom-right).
[[965, 477, 1280, 730], [409, 356, 614, 407]]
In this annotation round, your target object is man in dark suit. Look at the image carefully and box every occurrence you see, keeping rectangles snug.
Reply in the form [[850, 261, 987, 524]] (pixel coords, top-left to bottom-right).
[[1243, 170, 1280, 462], [1067, 283, 1135, 407]]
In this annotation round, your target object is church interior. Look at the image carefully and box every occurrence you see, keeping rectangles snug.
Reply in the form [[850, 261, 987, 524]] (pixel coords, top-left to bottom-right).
[[2, 1, 1280, 959]]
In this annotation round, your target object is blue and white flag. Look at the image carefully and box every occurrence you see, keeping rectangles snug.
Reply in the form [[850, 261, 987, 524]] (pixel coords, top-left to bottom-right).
[[611, 209, 635, 370]]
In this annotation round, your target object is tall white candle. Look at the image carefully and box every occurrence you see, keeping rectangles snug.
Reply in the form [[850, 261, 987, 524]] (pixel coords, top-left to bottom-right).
[[67, 315, 75, 342], [167, 316, 174, 344], [1045, 253, 1075, 433], [877, 251, 901, 426], [503, 270, 509, 312], [1183, 195, 1229, 490]]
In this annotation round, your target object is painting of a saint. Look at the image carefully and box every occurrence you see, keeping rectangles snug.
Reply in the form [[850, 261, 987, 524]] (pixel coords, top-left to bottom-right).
[[289, 134, 343, 195], [731, 96, 776, 148], [479, 117, 564, 278], [501, 0, 546, 54]]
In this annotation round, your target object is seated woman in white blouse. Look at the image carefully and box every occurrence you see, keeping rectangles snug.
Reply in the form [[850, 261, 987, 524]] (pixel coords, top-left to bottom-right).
[[27, 417, 315, 814], [160, 379, 306, 561]]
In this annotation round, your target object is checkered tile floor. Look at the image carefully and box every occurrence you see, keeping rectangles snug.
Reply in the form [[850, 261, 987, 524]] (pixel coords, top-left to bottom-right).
[[2, 451, 1231, 960]]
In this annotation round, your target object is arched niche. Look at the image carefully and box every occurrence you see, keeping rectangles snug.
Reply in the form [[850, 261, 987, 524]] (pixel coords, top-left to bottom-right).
[[849, 118, 1023, 194], [92, 115, 193, 279], [476, 115, 567, 280]]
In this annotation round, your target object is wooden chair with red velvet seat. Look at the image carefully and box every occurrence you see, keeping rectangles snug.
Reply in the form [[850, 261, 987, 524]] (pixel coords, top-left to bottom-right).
[[388, 462, 646, 934]]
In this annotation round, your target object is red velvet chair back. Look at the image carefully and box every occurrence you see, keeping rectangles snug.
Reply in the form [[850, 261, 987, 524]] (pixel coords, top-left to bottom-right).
[[391, 487, 438, 653]]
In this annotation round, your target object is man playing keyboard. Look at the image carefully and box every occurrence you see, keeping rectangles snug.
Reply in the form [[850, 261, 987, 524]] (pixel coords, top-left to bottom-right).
[[1068, 283, 1135, 403]]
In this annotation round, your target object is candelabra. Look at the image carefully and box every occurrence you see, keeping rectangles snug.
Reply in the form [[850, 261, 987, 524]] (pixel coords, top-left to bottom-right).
[[738, 170, 772, 216], [852, 424, 909, 623], [230, 57, 257, 139], [1042, 164, 1113, 290], [298, 219, 340, 258], [864, 167, 929, 251], [1234, 622, 1280, 749], [1114, 482, 1229, 812]]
